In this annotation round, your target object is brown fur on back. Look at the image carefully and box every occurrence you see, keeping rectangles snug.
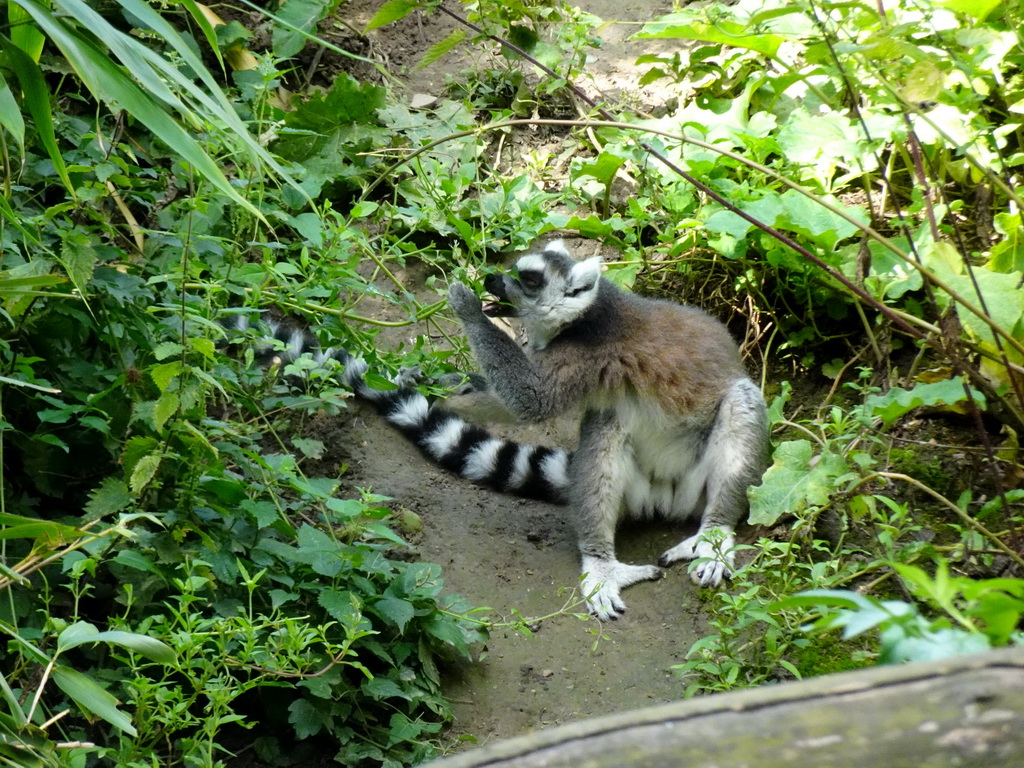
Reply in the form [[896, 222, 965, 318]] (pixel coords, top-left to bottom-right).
[[537, 284, 745, 417]]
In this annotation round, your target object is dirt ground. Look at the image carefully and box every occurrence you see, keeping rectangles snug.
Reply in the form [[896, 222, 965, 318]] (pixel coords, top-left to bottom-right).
[[325, 0, 726, 757]]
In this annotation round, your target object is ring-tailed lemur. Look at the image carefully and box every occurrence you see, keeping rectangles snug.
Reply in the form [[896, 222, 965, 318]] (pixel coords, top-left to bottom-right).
[[224, 239, 768, 620], [446, 240, 769, 620]]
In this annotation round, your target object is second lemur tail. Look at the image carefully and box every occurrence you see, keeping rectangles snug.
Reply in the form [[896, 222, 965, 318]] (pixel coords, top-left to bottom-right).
[[221, 312, 570, 505], [340, 357, 571, 504]]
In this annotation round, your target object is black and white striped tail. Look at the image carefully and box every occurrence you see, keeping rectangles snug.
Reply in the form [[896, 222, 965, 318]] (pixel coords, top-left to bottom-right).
[[221, 313, 570, 505]]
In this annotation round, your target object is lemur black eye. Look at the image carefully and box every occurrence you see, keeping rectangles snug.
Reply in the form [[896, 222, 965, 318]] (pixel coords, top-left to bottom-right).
[[518, 270, 544, 290]]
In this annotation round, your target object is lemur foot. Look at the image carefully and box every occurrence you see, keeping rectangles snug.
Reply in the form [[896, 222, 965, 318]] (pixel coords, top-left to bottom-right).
[[658, 527, 736, 587], [580, 556, 663, 621]]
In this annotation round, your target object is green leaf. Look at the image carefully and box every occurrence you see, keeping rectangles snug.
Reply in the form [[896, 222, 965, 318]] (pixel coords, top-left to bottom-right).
[[9, 3, 45, 61], [273, 0, 340, 59], [152, 391, 180, 432], [902, 59, 943, 103], [937, 0, 1001, 20], [863, 377, 980, 428], [291, 437, 325, 459], [57, 229, 97, 296], [633, 14, 786, 58], [153, 341, 184, 361], [373, 596, 415, 633], [987, 213, 1024, 273], [365, 0, 417, 32], [362, 522, 407, 547], [0, 70, 26, 148], [129, 454, 161, 495], [573, 151, 627, 187], [121, 436, 159, 476], [148, 361, 182, 392], [51, 666, 137, 736], [240, 499, 281, 529], [296, 524, 344, 577], [287, 698, 325, 739], [318, 588, 362, 624], [113, 549, 162, 575], [748, 440, 849, 525], [58, 621, 175, 663], [0, 37, 74, 194], [361, 676, 411, 701], [416, 28, 467, 70], [84, 477, 132, 517], [777, 190, 866, 250]]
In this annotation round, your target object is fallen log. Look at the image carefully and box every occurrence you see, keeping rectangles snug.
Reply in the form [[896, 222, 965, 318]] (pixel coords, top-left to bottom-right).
[[430, 647, 1024, 767]]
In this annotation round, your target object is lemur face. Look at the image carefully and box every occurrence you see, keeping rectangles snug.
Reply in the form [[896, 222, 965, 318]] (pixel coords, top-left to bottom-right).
[[482, 240, 602, 343]]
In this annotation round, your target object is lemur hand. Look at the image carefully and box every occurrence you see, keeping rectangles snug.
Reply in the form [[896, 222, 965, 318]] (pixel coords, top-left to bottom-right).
[[447, 282, 485, 321]]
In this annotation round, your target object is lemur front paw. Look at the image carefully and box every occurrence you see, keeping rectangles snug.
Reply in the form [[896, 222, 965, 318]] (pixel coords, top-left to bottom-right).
[[447, 282, 485, 321]]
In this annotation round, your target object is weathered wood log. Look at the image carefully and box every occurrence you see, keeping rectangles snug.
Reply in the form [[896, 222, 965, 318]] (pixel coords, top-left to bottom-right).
[[429, 647, 1024, 767]]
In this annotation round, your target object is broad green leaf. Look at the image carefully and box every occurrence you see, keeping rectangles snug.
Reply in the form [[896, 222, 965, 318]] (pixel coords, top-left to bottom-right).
[[864, 377, 981, 427], [287, 698, 325, 740], [296, 524, 344, 577], [903, 59, 943, 103], [778, 190, 865, 250], [153, 341, 184, 361], [0, 270, 67, 295], [84, 477, 132, 517], [948, 269, 1024, 355], [121, 436, 159, 477], [0, 37, 74, 194], [241, 498, 281, 529], [291, 437, 325, 459], [273, 0, 340, 59], [361, 676, 411, 701], [152, 390, 180, 432], [51, 666, 137, 736], [8, 2, 44, 61], [129, 454, 161, 494], [58, 621, 175, 663], [633, 14, 786, 58], [776, 108, 863, 172], [416, 28, 467, 70], [987, 212, 1024, 273], [0, 70, 25, 148], [57, 229, 98, 295], [748, 440, 849, 525], [938, 0, 1001, 20], [113, 549, 162, 575], [373, 596, 415, 633], [362, 522, 407, 547], [318, 588, 363, 624], [0, 519, 76, 543], [573, 151, 627, 187], [365, 0, 417, 31], [148, 361, 182, 392]]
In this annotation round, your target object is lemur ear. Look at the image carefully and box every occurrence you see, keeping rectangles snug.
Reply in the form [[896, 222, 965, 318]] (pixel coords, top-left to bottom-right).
[[566, 257, 602, 296], [542, 239, 571, 258]]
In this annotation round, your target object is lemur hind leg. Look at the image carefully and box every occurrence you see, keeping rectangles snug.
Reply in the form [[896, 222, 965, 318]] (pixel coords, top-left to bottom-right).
[[659, 378, 768, 586], [574, 409, 663, 620]]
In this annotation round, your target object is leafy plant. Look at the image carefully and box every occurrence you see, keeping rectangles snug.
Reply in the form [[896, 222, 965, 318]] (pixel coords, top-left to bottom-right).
[[774, 560, 1024, 663]]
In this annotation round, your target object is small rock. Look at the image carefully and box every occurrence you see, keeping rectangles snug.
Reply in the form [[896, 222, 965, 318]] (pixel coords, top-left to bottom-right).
[[410, 93, 438, 109]]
